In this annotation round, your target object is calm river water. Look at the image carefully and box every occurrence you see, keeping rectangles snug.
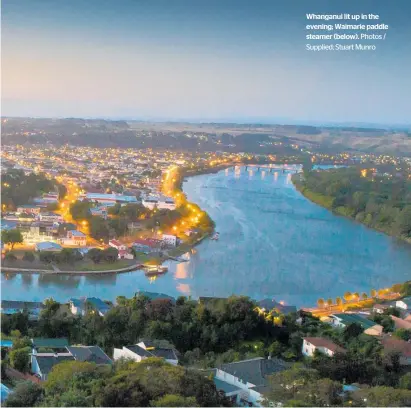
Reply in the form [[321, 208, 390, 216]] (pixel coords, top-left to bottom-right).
[[2, 166, 411, 307]]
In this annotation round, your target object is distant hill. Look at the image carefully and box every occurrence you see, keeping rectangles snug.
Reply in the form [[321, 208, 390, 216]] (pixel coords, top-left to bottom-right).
[[2, 117, 411, 156]]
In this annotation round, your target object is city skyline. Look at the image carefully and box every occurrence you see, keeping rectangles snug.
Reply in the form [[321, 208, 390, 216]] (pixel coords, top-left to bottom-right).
[[2, 0, 411, 124]]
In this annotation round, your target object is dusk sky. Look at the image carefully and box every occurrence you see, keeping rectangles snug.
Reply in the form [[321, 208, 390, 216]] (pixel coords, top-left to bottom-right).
[[2, 0, 411, 124]]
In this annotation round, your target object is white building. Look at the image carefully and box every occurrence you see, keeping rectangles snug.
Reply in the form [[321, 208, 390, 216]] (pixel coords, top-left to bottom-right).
[[37, 212, 64, 223], [113, 340, 178, 366], [396, 297, 411, 311], [142, 195, 176, 211], [302, 337, 346, 357], [108, 239, 127, 251], [60, 230, 87, 247], [162, 234, 177, 247], [210, 357, 287, 407]]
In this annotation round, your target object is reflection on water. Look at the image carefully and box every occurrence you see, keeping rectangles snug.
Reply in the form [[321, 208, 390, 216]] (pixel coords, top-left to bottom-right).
[[21, 274, 33, 287], [2, 166, 411, 307], [38, 274, 82, 289], [84, 273, 117, 286], [174, 262, 189, 280]]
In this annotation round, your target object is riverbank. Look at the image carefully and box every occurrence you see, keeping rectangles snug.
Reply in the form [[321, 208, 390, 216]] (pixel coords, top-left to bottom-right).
[[1, 262, 143, 275], [292, 174, 411, 246]]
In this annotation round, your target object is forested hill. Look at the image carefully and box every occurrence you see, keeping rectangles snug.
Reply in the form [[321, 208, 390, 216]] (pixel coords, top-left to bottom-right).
[[295, 167, 411, 242]]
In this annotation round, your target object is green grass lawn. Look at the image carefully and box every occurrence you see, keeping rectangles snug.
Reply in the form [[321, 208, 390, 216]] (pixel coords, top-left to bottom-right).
[[58, 259, 136, 271]]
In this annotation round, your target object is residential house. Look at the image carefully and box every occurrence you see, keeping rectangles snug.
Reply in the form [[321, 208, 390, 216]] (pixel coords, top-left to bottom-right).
[[60, 230, 87, 247], [210, 357, 287, 406], [35, 242, 62, 252], [380, 337, 411, 366], [396, 297, 411, 312], [66, 346, 112, 365], [373, 304, 392, 314], [302, 337, 346, 357], [31, 337, 70, 351], [113, 340, 179, 366], [133, 291, 175, 303], [69, 297, 112, 317], [1, 300, 44, 320], [118, 249, 134, 260], [31, 353, 74, 381], [31, 345, 111, 381], [132, 239, 158, 253], [330, 313, 376, 330], [1, 383, 12, 403], [391, 315, 411, 330], [69, 298, 86, 316], [109, 239, 127, 251], [364, 324, 384, 336]]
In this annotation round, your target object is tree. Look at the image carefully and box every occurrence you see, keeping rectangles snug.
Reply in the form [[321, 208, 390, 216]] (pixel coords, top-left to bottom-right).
[[268, 341, 285, 358], [151, 394, 198, 407], [1, 229, 23, 249], [69, 200, 92, 221], [395, 205, 411, 237], [87, 248, 103, 264], [265, 364, 321, 405], [361, 292, 368, 300], [343, 323, 363, 342], [56, 248, 80, 265], [3, 381, 43, 407], [317, 298, 325, 309], [326, 298, 333, 308], [400, 372, 411, 390], [39, 251, 56, 264], [103, 247, 118, 263], [89, 216, 110, 240], [352, 386, 411, 407], [352, 292, 360, 302], [393, 328, 411, 341], [343, 292, 352, 302], [335, 297, 343, 307], [22, 251, 35, 262], [9, 346, 31, 372], [370, 289, 377, 298], [4, 252, 17, 262]]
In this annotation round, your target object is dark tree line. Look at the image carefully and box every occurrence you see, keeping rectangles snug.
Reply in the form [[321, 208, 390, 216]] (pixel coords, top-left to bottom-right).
[[300, 167, 411, 239]]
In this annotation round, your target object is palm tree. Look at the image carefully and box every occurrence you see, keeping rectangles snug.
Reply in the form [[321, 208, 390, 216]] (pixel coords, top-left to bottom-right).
[[361, 292, 368, 300], [353, 292, 360, 302], [378, 289, 385, 298], [370, 289, 377, 298], [327, 298, 333, 308], [336, 297, 343, 307], [317, 298, 325, 309], [344, 292, 352, 302]]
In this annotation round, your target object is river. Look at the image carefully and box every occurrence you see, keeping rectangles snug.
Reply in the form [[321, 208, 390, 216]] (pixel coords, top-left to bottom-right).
[[2, 166, 411, 307]]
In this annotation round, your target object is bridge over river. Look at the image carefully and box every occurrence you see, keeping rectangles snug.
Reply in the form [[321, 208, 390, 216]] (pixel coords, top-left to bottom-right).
[[241, 164, 303, 173]]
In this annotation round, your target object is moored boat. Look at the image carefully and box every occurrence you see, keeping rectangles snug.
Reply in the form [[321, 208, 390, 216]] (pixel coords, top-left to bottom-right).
[[143, 265, 168, 275]]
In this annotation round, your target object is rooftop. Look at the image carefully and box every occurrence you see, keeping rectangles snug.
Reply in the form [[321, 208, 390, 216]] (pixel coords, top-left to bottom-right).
[[332, 313, 375, 329], [303, 337, 346, 353], [220, 357, 287, 387], [31, 337, 69, 348], [66, 346, 112, 365], [34, 354, 74, 375], [380, 337, 411, 357]]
